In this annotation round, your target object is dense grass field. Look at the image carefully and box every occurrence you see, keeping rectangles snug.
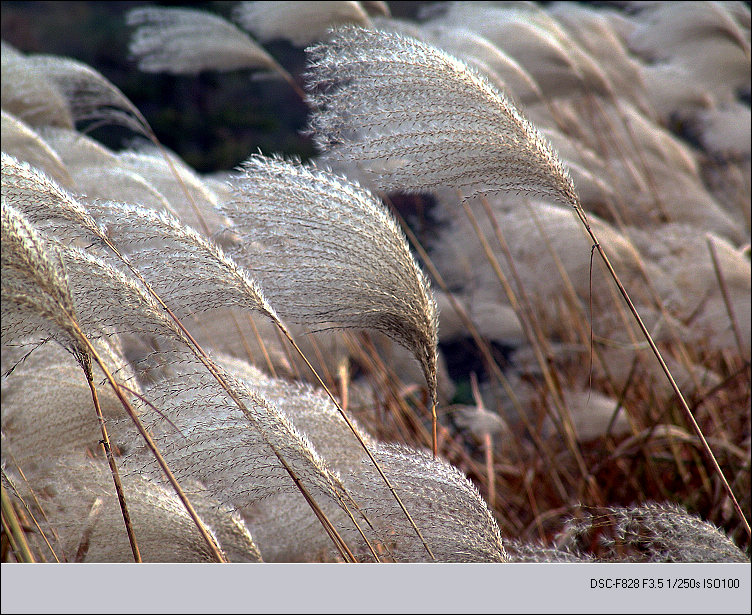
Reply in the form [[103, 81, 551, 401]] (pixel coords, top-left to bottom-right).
[[2, 1, 750, 565]]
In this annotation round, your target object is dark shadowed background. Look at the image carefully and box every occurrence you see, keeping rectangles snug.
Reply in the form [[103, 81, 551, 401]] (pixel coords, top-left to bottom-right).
[[1, 1, 427, 172]]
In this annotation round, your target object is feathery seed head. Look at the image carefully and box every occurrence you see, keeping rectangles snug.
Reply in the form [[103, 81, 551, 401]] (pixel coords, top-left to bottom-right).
[[127, 6, 280, 76], [1, 201, 85, 356], [222, 154, 439, 402], [305, 26, 579, 206]]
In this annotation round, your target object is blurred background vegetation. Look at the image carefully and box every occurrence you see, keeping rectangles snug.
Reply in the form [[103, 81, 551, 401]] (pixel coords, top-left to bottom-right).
[[1, 1, 426, 172]]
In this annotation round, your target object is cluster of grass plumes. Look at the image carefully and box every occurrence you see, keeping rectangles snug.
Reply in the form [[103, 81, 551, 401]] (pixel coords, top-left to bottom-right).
[[2, 1, 750, 563]]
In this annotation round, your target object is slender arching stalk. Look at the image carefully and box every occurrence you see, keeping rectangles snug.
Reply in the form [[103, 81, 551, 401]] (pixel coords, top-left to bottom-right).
[[570, 198, 751, 539]]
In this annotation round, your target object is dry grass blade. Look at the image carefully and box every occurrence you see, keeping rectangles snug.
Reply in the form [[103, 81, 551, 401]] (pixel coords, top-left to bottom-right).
[[305, 25, 579, 205], [3, 457, 242, 562], [1, 483, 36, 563]]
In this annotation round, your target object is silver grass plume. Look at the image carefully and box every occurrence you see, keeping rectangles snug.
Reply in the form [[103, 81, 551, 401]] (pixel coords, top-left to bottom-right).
[[23, 54, 151, 137], [57, 245, 187, 345], [1, 203, 84, 356], [244, 441, 507, 562], [116, 148, 230, 236], [347, 443, 506, 562], [420, 3, 613, 99], [213, 353, 377, 467], [568, 503, 749, 563], [89, 201, 282, 327], [504, 539, 592, 563], [117, 360, 349, 512], [126, 6, 282, 76], [1, 153, 104, 245], [1, 157, 187, 345], [183, 484, 264, 562], [304, 26, 579, 205], [66, 165, 178, 217], [222, 153, 438, 405], [28, 129, 180, 222], [1, 111, 73, 189], [210, 355, 505, 562], [233, 1, 373, 47], [1, 41, 74, 129], [38, 126, 120, 172], [417, 24, 545, 105]]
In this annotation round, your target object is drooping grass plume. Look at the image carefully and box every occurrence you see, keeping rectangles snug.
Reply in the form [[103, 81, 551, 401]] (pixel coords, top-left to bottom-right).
[[627, 1, 750, 105], [233, 1, 374, 46], [1, 111, 73, 189], [1, 203, 85, 355], [566, 502, 749, 563], [1, 41, 74, 129], [88, 201, 282, 326], [119, 361, 348, 510], [58, 245, 189, 346], [243, 442, 508, 562], [420, 3, 613, 99], [116, 148, 231, 236], [1, 154, 371, 557], [22, 53, 152, 137], [1, 203, 145, 561], [1, 153, 105, 245], [38, 126, 120, 171], [346, 442, 507, 562], [67, 165, 178, 217], [215, 354, 505, 562], [417, 24, 544, 105], [116, 359, 369, 563], [222, 154, 439, 408], [126, 5, 306, 99], [304, 26, 579, 205], [305, 23, 751, 540], [127, 6, 281, 76]]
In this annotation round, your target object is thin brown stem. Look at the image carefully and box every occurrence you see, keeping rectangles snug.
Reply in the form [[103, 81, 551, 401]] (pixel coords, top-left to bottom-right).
[[67, 321, 228, 562], [84, 361, 141, 562], [1, 484, 36, 563]]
